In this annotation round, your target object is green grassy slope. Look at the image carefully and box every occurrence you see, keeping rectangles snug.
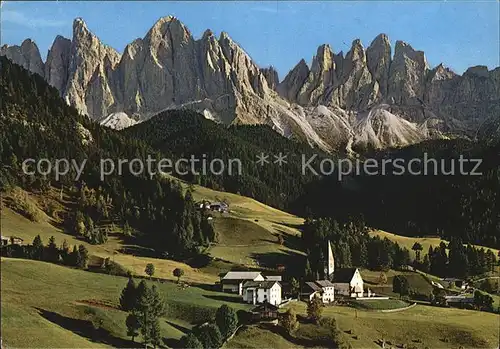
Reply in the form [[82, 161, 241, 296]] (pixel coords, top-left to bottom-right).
[[224, 325, 303, 349], [188, 184, 305, 269], [281, 301, 499, 349], [370, 229, 500, 258], [1, 258, 250, 348], [1, 179, 306, 282], [361, 269, 434, 298], [0, 192, 218, 284]]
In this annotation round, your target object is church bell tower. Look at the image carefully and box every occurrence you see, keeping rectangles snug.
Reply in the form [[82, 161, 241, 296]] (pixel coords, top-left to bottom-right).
[[324, 240, 335, 280]]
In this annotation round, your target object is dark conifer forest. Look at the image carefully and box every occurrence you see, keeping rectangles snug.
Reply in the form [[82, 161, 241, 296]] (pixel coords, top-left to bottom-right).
[[0, 57, 214, 258]]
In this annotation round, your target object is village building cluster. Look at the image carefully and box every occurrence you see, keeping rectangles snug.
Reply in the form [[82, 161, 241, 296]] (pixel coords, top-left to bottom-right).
[[1, 235, 23, 246], [196, 200, 229, 214], [218, 241, 379, 310]]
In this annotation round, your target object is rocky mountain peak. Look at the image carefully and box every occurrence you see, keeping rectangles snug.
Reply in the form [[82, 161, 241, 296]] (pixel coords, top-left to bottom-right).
[[2, 18, 498, 153], [73, 17, 88, 33], [123, 38, 143, 60], [277, 59, 310, 102], [366, 33, 391, 96], [345, 39, 366, 64], [0, 39, 44, 77], [311, 44, 334, 73], [20, 38, 36, 48], [45, 35, 72, 93], [372, 33, 390, 44], [394, 40, 428, 70], [261, 66, 279, 90], [428, 63, 456, 82], [388, 40, 429, 105], [464, 65, 490, 78], [202, 29, 214, 40]]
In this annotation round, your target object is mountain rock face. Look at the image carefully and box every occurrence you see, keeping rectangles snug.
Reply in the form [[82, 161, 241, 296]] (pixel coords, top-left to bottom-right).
[[261, 66, 279, 90], [3, 17, 499, 152], [0, 39, 45, 77], [45, 35, 72, 93]]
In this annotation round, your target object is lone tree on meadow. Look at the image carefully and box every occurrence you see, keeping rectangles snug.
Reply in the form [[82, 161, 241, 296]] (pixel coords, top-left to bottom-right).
[[145, 263, 155, 279], [173, 267, 185, 283], [215, 304, 238, 339], [307, 296, 323, 323]]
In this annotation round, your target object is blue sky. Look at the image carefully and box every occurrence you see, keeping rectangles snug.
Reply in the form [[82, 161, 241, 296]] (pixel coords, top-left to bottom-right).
[[1, 1, 498, 78]]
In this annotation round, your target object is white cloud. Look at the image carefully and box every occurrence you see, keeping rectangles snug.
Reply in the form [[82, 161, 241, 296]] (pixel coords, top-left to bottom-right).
[[2, 9, 67, 28]]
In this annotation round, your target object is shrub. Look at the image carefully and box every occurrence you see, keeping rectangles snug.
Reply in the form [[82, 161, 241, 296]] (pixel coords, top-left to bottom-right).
[[193, 323, 222, 349], [10, 187, 41, 222], [279, 309, 299, 334]]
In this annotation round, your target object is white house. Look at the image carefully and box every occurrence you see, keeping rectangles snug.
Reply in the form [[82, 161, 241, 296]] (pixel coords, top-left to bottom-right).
[[332, 268, 364, 297], [242, 280, 282, 306], [1, 236, 9, 246], [315, 280, 335, 303], [220, 271, 265, 295], [302, 280, 335, 303]]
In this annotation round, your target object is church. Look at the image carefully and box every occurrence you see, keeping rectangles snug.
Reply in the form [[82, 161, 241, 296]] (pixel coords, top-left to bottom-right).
[[324, 240, 365, 298]]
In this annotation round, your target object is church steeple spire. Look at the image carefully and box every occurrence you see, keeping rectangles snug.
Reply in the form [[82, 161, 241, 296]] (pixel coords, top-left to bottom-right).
[[324, 240, 335, 280]]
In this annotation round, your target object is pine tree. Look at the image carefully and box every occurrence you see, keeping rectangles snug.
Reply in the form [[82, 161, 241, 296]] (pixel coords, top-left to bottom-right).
[[422, 254, 431, 273], [290, 278, 300, 298], [132, 281, 165, 346], [357, 241, 368, 268], [135, 281, 152, 345], [70, 245, 80, 266], [32, 235, 44, 260], [412, 242, 423, 262], [45, 236, 59, 263], [60, 239, 70, 264], [180, 333, 203, 349], [279, 309, 298, 334], [148, 285, 165, 318], [125, 312, 140, 342], [393, 275, 410, 299], [150, 318, 162, 348], [76, 245, 89, 269], [307, 297, 323, 323], [120, 277, 137, 311], [304, 259, 313, 281], [215, 304, 238, 339], [448, 238, 468, 278], [194, 323, 222, 349]]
